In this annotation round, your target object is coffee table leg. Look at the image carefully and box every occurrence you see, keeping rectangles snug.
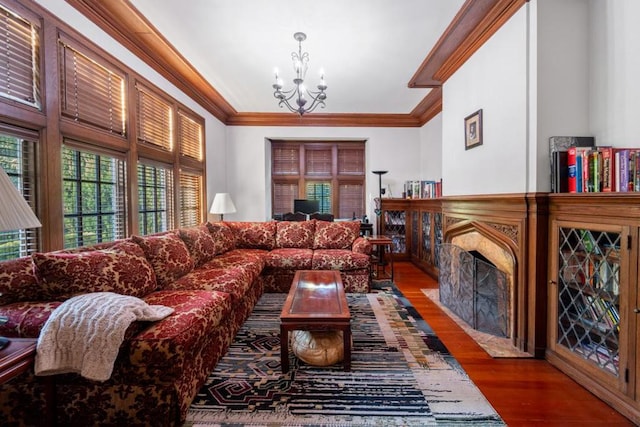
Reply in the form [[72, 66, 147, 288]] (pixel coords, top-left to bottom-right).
[[280, 325, 289, 373], [343, 327, 351, 371]]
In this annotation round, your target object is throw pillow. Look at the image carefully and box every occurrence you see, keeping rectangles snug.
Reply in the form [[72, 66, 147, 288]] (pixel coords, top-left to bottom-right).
[[275, 220, 315, 248], [313, 221, 360, 249], [32, 240, 157, 300], [205, 221, 236, 254], [178, 225, 216, 266], [226, 221, 276, 250], [131, 232, 194, 287]]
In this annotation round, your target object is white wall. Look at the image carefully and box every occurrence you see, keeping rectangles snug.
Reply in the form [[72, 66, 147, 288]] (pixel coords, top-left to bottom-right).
[[589, 0, 640, 147], [419, 112, 443, 182], [441, 7, 529, 196], [224, 126, 422, 221], [534, 0, 591, 191]]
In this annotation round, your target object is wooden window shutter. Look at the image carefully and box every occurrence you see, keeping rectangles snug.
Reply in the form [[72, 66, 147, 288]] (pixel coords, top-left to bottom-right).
[[178, 110, 203, 161], [305, 148, 332, 175], [136, 84, 173, 150], [338, 182, 364, 219], [273, 182, 298, 214], [179, 171, 202, 227], [273, 145, 299, 175], [0, 4, 41, 108], [59, 38, 126, 136]]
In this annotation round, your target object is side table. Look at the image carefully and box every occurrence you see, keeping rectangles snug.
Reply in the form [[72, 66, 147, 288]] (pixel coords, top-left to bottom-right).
[[368, 235, 394, 281]]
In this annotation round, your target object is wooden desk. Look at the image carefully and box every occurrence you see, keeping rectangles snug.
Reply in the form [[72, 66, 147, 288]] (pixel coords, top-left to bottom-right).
[[280, 270, 351, 373], [368, 235, 394, 281]]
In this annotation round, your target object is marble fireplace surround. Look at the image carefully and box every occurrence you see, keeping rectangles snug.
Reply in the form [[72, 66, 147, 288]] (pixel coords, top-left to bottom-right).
[[441, 193, 549, 357]]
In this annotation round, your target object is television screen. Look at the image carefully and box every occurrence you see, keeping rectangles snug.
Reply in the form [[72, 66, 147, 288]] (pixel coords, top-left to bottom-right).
[[293, 199, 320, 214]]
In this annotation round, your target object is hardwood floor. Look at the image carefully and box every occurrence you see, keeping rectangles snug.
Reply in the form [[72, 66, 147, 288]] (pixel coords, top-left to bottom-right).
[[392, 261, 634, 426]]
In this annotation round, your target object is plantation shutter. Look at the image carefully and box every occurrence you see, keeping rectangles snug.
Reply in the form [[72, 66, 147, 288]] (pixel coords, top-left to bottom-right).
[[179, 171, 202, 227], [0, 4, 41, 108], [178, 110, 203, 161], [137, 161, 175, 235], [136, 84, 172, 150], [59, 38, 126, 136], [306, 181, 331, 213]]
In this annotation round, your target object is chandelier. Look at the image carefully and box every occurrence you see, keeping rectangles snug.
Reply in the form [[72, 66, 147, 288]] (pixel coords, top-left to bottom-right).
[[272, 32, 327, 115]]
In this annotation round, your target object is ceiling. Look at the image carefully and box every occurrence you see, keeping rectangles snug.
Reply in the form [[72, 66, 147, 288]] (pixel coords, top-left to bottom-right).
[[66, 0, 525, 126]]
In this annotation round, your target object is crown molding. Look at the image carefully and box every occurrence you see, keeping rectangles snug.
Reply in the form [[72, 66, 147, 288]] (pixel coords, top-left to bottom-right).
[[65, 0, 524, 127], [408, 0, 527, 88]]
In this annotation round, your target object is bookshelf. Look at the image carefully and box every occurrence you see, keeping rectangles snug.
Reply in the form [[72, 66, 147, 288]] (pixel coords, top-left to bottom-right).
[[380, 199, 409, 260], [546, 194, 640, 424]]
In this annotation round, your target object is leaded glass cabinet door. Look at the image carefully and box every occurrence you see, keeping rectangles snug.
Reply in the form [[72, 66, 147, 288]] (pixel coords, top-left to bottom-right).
[[550, 220, 629, 393]]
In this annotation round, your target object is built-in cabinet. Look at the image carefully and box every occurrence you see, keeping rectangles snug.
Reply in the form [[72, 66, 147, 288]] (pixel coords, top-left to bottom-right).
[[380, 198, 442, 277], [547, 194, 640, 424]]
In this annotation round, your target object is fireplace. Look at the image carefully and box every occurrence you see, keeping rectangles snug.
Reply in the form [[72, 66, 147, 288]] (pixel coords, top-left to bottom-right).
[[439, 244, 510, 338]]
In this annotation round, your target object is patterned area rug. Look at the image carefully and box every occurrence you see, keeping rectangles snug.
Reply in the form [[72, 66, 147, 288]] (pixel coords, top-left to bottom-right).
[[186, 285, 505, 426], [421, 288, 531, 358]]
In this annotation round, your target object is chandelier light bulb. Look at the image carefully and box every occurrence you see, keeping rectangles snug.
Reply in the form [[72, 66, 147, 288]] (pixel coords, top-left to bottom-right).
[[271, 32, 327, 115]]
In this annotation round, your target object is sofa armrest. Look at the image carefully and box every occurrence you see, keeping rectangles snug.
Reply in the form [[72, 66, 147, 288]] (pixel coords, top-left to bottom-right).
[[352, 237, 372, 255]]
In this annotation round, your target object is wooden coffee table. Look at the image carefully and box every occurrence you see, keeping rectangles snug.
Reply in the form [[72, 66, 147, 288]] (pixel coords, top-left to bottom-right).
[[280, 270, 351, 373]]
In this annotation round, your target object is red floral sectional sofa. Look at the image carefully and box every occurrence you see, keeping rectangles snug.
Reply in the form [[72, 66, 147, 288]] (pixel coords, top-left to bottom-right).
[[0, 219, 371, 426]]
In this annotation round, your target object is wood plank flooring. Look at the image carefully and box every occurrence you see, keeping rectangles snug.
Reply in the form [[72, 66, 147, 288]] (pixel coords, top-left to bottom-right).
[[392, 261, 634, 426]]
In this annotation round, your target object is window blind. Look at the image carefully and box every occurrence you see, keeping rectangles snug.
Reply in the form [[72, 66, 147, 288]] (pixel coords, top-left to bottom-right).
[[338, 147, 365, 175], [0, 4, 41, 108], [273, 182, 298, 214], [179, 170, 202, 227], [272, 145, 299, 175], [59, 39, 126, 136], [136, 84, 172, 150], [305, 148, 332, 175], [178, 110, 202, 161], [338, 182, 364, 219]]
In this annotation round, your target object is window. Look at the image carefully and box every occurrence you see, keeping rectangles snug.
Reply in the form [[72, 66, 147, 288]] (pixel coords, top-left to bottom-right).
[[271, 141, 365, 218], [0, 4, 41, 108], [0, 127, 39, 260], [62, 144, 126, 248], [179, 170, 202, 227], [138, 162, 174, 235], [59, 37, 126, 136]]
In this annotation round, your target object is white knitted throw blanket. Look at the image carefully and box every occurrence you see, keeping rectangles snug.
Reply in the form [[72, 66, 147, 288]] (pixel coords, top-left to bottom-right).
[[35, 292, 173, 381]]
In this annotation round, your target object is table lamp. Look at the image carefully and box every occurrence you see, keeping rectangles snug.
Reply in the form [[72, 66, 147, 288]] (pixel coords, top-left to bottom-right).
[[210, 193, 236, 221], [0, 166, 42, 350]]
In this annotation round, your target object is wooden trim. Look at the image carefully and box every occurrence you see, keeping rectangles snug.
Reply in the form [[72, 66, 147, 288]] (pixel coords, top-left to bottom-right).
[[408, 0, 527, 88], [64, 0, 523, 128]]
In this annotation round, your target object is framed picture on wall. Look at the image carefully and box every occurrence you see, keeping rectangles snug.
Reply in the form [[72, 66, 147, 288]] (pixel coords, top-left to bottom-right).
[[464, 109, 483, 150]]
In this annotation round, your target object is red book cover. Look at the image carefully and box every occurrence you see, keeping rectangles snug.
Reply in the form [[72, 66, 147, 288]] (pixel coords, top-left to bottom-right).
[[601, 147, 614, 192], [567, 147, 577, 193]]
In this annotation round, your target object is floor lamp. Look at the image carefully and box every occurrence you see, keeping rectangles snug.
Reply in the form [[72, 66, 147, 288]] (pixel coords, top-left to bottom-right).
[[210, 193, 237, 221], [372, 170, 388, 236], [0, 166, 42, 349]]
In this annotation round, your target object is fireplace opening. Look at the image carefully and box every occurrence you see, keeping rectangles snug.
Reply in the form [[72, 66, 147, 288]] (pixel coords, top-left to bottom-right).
[[439, 244, 509, 338]]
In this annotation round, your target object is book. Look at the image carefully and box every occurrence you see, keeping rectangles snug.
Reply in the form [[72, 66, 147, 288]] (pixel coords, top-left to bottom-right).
[[552, 151, 568, 193], [600, 147, 614, 192], [549, 136, 595, 192], [568, 147, 577, 192]]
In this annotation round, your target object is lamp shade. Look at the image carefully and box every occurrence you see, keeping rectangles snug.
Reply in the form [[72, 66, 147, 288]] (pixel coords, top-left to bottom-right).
[[0, 166, 41, 232], [209, 193, 236, 217]]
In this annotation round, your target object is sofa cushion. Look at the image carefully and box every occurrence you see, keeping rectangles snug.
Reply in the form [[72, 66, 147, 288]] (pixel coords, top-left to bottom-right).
[[313, 221, 360, 249], [132, 232, 194, 288], [178, 225, 216, 267], [265, 248, 313, 270], [169, 267, 254, 304], [204, 249, 266, 279], [0, 257, 42, 305], [32, 240, 157, 300], [205, 221, 236, 254], [312, 249, 371, 271], [276, 220, 315, 248], [226, 221, 276, 250]]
